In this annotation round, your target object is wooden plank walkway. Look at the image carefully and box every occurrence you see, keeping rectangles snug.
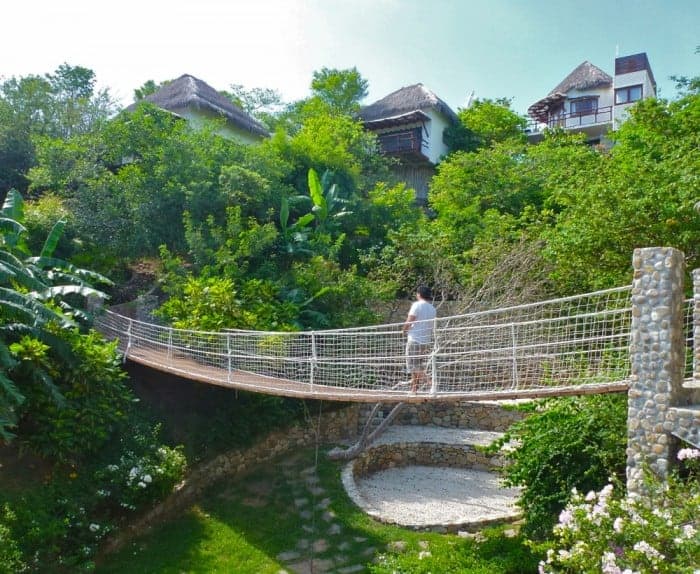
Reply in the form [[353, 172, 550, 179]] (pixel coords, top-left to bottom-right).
[[124, 345, 629, 403]]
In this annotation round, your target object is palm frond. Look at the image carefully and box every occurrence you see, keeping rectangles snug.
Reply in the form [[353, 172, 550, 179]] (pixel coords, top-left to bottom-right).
[[0, 340, 18, 371], [40, 219, 66, 258], [0, 287, 73, 327], [25, 257, 113, 286], [0, 217, 26, 237], [0, 324, 76, 367], [34, 284, 107, 302], [1, 189, 24, 220], [0, 256, 47, 291], [0, 370, 24, 407]]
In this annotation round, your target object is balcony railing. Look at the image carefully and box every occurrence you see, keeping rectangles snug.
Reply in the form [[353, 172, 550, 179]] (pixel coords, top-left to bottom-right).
[[377, 128, 427, 157], [526, 106, 613, 134]]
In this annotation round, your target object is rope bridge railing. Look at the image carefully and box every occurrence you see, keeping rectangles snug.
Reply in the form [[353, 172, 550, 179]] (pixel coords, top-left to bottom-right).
[[94, 285, 694, 401]]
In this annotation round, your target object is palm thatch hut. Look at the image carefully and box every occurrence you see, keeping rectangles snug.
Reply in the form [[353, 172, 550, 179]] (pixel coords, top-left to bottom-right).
[[127, 74, 269, 143], [360, 83, 458, 203]]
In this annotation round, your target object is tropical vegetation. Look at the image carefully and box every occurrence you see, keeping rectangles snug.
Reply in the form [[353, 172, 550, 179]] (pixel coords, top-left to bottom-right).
[[0, 56, 698, 571]]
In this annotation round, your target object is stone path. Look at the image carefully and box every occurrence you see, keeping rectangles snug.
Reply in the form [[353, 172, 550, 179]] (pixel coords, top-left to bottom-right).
[[274, 425, 520, 572], [275, 463, 371, 574]]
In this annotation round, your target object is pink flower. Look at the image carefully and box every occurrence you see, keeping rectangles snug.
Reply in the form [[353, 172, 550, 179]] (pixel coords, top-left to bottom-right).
[[677, 448, 700, 461]]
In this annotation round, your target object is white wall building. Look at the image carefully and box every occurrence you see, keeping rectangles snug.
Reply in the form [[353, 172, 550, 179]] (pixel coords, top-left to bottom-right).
[[359, 83, 458, 203], [526, 53, 656, 144], [127, 74, 269, 145]]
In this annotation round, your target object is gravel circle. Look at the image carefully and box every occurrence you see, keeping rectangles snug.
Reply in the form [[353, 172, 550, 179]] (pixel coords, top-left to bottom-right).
[[355, 465, 521, 528]]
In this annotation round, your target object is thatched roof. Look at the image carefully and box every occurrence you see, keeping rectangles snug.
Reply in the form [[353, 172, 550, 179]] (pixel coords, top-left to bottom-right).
[[127, 74, 269, 138], [528, 61, 612, 122], [359, 84, 458, 127], [550, 61, 612, 95]]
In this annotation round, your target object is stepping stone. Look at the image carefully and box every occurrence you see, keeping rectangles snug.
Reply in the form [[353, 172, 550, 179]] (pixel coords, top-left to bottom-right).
[[321, 510, 336, 522], [309, 486, 325, 496], [312, 539, 328, 553], [301, 466, 317, 476], [294, 498, 309, 508], [338, 565, 364, 574], [304, 474, 320, 485], [287, 558, 335, 574], [338, 541, 351, 551], [317, 497, 331, 509], [299, 510, 312, 520], [302, 525, 314, 533], [361, 546, 376, 557], [354, 536, 367, 543], [387, 540, 407, 552], [277, 550, 301, 561], [296, 539, 310, 550], [328, 523, 342, 535]]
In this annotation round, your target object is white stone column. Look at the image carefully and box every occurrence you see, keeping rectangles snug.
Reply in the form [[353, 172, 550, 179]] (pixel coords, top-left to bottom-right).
[[627, 247, 686, 496]]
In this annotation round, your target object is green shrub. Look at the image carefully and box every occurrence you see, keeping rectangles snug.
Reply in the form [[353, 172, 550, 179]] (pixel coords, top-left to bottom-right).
[[16, 331, 132, 463], [0, 505, 25, 574], [3, 423, 186, 572], [494, 394, 627, 539]]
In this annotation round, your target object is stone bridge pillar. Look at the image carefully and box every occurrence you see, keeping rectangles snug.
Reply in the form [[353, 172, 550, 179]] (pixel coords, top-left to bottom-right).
[[628, 247, 686, 496]]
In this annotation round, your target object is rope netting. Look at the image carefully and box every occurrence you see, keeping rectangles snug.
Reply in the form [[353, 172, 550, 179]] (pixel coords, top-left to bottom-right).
[[94, 285, 700, 402]]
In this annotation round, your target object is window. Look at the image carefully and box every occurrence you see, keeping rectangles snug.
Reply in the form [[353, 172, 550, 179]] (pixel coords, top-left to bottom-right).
[[615, 85, 643, 105], [569, 97, 598, 115]]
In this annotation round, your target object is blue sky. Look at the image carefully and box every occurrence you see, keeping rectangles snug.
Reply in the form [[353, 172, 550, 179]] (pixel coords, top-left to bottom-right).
[[3, 0, 698, 116]]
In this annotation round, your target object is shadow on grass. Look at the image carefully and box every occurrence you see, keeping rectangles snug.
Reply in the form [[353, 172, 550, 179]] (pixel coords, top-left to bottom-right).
[[95, 447, 388, 573], [96, 445, 539, 574]]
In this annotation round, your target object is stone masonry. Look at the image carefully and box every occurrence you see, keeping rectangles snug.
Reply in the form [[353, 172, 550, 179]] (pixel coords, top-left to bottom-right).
[[627, 247, 696, 496]]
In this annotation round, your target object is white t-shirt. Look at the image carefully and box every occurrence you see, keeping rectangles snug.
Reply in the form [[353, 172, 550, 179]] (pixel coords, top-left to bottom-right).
[[407, 300, 436, 344]]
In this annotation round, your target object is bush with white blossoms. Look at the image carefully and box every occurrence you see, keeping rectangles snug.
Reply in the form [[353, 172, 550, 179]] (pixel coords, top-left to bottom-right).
[[94, 426, 186, 512], [539, 449, 700, 574]]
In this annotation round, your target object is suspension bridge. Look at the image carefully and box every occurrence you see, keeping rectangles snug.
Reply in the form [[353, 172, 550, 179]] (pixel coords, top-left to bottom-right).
[[94, 284, 694, 403]]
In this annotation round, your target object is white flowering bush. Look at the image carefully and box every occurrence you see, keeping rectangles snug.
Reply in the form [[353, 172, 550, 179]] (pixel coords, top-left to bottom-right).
[[539, 449, 700, 574], [94, 429, 186, 512]]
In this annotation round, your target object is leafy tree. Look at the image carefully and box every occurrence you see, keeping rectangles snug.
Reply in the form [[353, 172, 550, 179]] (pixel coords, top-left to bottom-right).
[[225, 83, 285, 130], [444, 98, 526, 152], [133, 79, 171, 101], [0, 64, 116, 197], [543, 94, 700, 291], [310, 66, 368, 114]]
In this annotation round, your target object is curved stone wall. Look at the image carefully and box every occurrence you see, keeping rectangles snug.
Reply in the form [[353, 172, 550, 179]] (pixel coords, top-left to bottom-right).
[[342, 436, 519, 533]]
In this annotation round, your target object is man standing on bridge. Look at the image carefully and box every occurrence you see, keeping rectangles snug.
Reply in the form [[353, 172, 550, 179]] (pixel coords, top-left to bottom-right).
[[402, 285, 436, 393]]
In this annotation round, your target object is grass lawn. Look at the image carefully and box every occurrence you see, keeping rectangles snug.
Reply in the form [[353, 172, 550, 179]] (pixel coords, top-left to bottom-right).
[[96, 446, 539, 573]]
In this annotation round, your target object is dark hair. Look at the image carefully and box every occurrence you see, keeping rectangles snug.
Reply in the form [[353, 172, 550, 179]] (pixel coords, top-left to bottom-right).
[[417, 285, 433, 300]]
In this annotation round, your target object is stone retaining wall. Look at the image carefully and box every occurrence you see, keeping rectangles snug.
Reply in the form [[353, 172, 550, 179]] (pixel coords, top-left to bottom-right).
[[360, 400, 528, 432], [101, 405, 360, 556], [353, 442, 505, 478]]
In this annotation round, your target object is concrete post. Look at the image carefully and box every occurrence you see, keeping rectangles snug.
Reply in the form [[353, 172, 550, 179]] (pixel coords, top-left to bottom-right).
[[627, 247, 686, 496]]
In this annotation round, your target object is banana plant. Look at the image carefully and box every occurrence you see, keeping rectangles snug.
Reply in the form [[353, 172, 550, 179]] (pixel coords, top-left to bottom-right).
[[307, 168, 352, 233], [279, 194, 315, 256], [0, 189, 111, 440]]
